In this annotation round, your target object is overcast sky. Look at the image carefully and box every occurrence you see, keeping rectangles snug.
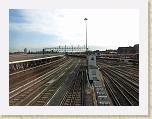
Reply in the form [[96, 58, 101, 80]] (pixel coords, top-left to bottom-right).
[[9, 9, 139, 52]]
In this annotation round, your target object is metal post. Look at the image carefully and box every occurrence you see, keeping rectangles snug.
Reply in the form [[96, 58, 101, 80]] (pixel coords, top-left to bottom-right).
[[42, 48, 45, 55], [84, 18, 88, 54], [65, 45, 66, 54]]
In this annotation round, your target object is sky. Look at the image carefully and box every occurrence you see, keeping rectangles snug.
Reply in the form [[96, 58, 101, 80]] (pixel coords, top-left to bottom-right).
[[9, 9, 139, 52]]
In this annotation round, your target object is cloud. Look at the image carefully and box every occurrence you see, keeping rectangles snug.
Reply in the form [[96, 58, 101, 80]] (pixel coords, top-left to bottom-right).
[[9, 9, 139, 48]]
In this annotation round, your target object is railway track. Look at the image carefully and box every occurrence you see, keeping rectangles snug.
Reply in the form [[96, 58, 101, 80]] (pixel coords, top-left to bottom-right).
[[97, 61, 139, 83], [103, 76, 121, 106], [9, 57, 68, 91], [109, 67, 139, 82], [9, 58, 76, 106], [97, 59, 139, 106], [27, 60, 80, 106], [103, 67, 139, 90], [101, 68, 139, 106], [117, 66, 139, 78], [10, 58, 72, 96], [59, 65, 86, 106]]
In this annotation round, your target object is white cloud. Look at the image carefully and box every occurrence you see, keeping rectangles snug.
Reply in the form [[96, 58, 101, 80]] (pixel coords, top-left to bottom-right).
[[10, 9, 139, 48]]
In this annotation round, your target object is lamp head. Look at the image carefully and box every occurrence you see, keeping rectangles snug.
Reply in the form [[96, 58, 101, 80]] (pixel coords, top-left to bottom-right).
[[84, 18, 88, 20]]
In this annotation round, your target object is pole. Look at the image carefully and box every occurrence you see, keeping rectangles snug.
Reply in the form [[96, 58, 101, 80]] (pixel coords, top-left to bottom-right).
[[65, 45, 66, 54], [84, 18, 88, 67], [84, 18, 88, 54]]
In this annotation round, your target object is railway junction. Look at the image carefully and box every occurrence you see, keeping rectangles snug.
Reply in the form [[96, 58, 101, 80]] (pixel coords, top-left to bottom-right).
[[9, 53, 139, 106]]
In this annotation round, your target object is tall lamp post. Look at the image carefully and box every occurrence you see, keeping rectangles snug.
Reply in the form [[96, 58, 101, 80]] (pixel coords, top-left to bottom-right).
[[84, 18, 88, 54]]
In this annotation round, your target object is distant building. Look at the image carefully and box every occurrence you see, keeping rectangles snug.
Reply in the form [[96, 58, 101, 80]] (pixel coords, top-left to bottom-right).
[[117, 47, 135, 54], [24, 48, 27, 54], [117, 44, 139, 54], [134, 44, 139, 53]]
